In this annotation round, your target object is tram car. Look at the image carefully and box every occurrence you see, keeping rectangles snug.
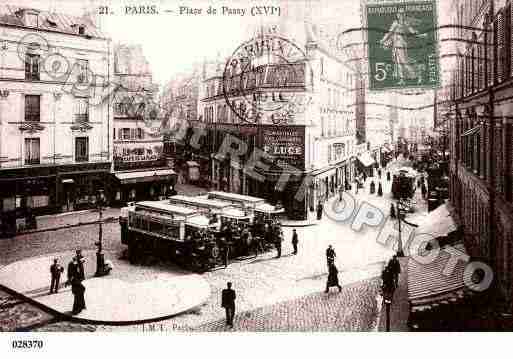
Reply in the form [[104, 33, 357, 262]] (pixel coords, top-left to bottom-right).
[[119, 192, 284, 272], [121, 201, 219, 272], [392, 168, 417, 200]]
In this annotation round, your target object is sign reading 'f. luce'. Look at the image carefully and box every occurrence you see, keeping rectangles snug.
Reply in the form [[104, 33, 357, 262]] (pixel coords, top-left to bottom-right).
[[260, 125, 305, 171], [366, 0, 440, 90]]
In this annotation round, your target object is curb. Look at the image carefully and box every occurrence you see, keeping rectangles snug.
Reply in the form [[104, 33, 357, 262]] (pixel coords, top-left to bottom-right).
[[10, 217, 118, 238], [281, 222, 319, 228]]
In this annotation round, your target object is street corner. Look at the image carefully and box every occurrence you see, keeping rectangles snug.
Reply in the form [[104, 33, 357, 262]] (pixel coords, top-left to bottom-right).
[[0, 251, 210, 324]]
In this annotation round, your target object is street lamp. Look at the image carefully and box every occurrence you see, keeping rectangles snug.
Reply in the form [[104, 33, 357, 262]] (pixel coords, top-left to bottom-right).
[[396, 200, 406, 257], [92, 189, 106, 276]]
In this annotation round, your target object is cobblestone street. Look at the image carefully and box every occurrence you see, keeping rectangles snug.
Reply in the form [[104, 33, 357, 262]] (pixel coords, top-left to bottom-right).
[[0, 161, 420, 332]]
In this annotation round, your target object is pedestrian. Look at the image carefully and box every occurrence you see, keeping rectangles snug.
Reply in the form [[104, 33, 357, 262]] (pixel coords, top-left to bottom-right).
[[421, 183, 427, 199], [387, 171, 391, 181], [316, 201, 323, 220], [74, 249, 85, 281], [221, 282, 236, 327], [66, 257, 86, 315], [326, 245, 336, 267], [381, 267, 394, 295], [49, 258, 64, 294], [378, 168, 382, 179], [390, 255, 401, 288], [377, 182, 383, 196], [325, 263, 342, 293], [275, 232, 283, 258], [291, 229, 298, 255], [220, 238, 230, 268], [370, 180, 376, 194], [390, 203, 396, 219]]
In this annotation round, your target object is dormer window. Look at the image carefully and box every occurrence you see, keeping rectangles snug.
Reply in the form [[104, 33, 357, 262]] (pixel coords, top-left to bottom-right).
[[71, 24, 87, 35], [16, 9, 40, 27]]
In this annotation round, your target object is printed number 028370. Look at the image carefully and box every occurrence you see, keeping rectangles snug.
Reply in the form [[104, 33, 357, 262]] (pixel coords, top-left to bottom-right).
[[11, 340, 43, 349]]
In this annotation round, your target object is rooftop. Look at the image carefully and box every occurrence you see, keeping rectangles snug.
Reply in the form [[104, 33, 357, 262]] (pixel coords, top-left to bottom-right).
[[0, 4, 106, 39]]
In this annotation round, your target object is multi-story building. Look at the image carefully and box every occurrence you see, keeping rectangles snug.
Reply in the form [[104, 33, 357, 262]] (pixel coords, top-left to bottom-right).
[[160, 68, 201, 179], [0, 6, 112, 235], [111, 44, 174, 203], [447, 0, 513, 313], [188, 22, 359, 220]]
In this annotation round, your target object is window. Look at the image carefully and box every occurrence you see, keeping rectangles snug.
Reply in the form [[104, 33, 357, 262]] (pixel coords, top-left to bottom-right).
[[75, 137, 89, 162], [76, 59, 88, 84], [137, 128, 143, 139], [74, 98, 89, 122], [24, 138, 40, 165], [25, 95, 40, 122], [26, 13, 38, 27], [122, 128, 130, 140], [25, 54, 40, 80]]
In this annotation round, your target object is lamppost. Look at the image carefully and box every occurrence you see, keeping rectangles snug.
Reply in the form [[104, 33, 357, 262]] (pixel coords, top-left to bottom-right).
[[396, 199, 406, 257], [384, 290, 393, 332], [0, 89, 10, 166], [92, 189, 106, 276]]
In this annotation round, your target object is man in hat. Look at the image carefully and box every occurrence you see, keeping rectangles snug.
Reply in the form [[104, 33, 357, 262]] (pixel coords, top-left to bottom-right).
[[49, 258, 64, 294], [326, 245, 336, 267], [221, 282, 236, 327], [291, 229, 299, 255]]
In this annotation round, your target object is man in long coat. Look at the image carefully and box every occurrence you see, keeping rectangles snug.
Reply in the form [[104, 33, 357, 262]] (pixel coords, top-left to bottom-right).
[[66, 257, 86, 315], [221, 282, 236, 327], [325, 263, 342, 293]]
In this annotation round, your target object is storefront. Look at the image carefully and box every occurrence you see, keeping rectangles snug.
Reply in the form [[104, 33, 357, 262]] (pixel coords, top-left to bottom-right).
[[0, 162, 111, 237], [110, 168, 176, 205], [356, 151, 376, 178]]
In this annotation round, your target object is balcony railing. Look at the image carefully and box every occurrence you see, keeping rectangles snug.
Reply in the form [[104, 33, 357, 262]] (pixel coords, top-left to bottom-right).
[[24, 114, 40, 122], [25, 158, 40, 165], [75, 155, 89, 163], [74, 114, 89, 122]]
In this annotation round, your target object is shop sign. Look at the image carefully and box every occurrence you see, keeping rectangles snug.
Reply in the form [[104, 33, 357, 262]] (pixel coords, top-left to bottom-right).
[[121, 154, 159, 162], [260, 125, 305, 170]]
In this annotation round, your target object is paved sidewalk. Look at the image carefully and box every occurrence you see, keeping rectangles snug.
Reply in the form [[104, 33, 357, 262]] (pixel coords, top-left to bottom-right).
[[378, 257, 410, 332], [34, 207, 120, 233], [192, 277, 381, 332]]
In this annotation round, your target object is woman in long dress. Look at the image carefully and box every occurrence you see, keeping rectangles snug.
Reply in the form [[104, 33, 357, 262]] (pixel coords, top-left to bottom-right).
[[380, 9, 426, 85]]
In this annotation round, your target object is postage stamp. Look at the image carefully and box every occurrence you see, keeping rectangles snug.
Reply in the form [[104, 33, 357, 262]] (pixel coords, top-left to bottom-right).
[[366, 0, 440, 90]]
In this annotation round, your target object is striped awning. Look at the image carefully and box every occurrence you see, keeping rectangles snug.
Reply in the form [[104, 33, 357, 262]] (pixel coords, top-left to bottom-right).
[[408, 243, 472, 312]]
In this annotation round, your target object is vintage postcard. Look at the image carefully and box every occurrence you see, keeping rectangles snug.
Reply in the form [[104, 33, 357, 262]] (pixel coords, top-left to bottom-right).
[[0, 0, 512, 355]]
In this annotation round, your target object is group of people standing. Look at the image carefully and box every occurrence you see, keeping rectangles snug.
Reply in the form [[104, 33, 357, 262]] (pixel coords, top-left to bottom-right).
[[48, 249, 87, 315]]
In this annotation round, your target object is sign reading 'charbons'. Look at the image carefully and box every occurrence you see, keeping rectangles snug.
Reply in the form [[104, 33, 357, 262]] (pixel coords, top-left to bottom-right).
[[366, 0, 440, 90], [260, 125, 305, 170]]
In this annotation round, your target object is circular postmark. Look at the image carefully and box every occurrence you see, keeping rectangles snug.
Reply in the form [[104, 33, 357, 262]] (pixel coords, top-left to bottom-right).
[[222, 33, 313, 124]]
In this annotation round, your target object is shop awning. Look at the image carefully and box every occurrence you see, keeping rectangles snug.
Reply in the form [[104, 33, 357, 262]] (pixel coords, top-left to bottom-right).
[[408, 243, 471, 312], [114, 169, 176, 185], [356, 152, 375, 167], [255, 203, 285, 214], [415, 203, 458, 238]]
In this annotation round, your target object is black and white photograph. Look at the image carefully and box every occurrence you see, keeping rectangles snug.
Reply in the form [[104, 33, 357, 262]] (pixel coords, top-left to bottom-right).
[[0, 0, 512, 355]]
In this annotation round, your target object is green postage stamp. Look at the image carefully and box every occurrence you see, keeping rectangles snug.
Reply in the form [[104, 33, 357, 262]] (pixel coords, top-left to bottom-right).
[[366, 0, 440, 90]]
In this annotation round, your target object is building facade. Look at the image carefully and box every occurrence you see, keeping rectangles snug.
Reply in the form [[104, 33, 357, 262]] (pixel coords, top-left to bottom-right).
[[111, 44, 174, 204], [0, 6, 112, 235], [189, 23, 360, 220], [447, 0, 513, 313]]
